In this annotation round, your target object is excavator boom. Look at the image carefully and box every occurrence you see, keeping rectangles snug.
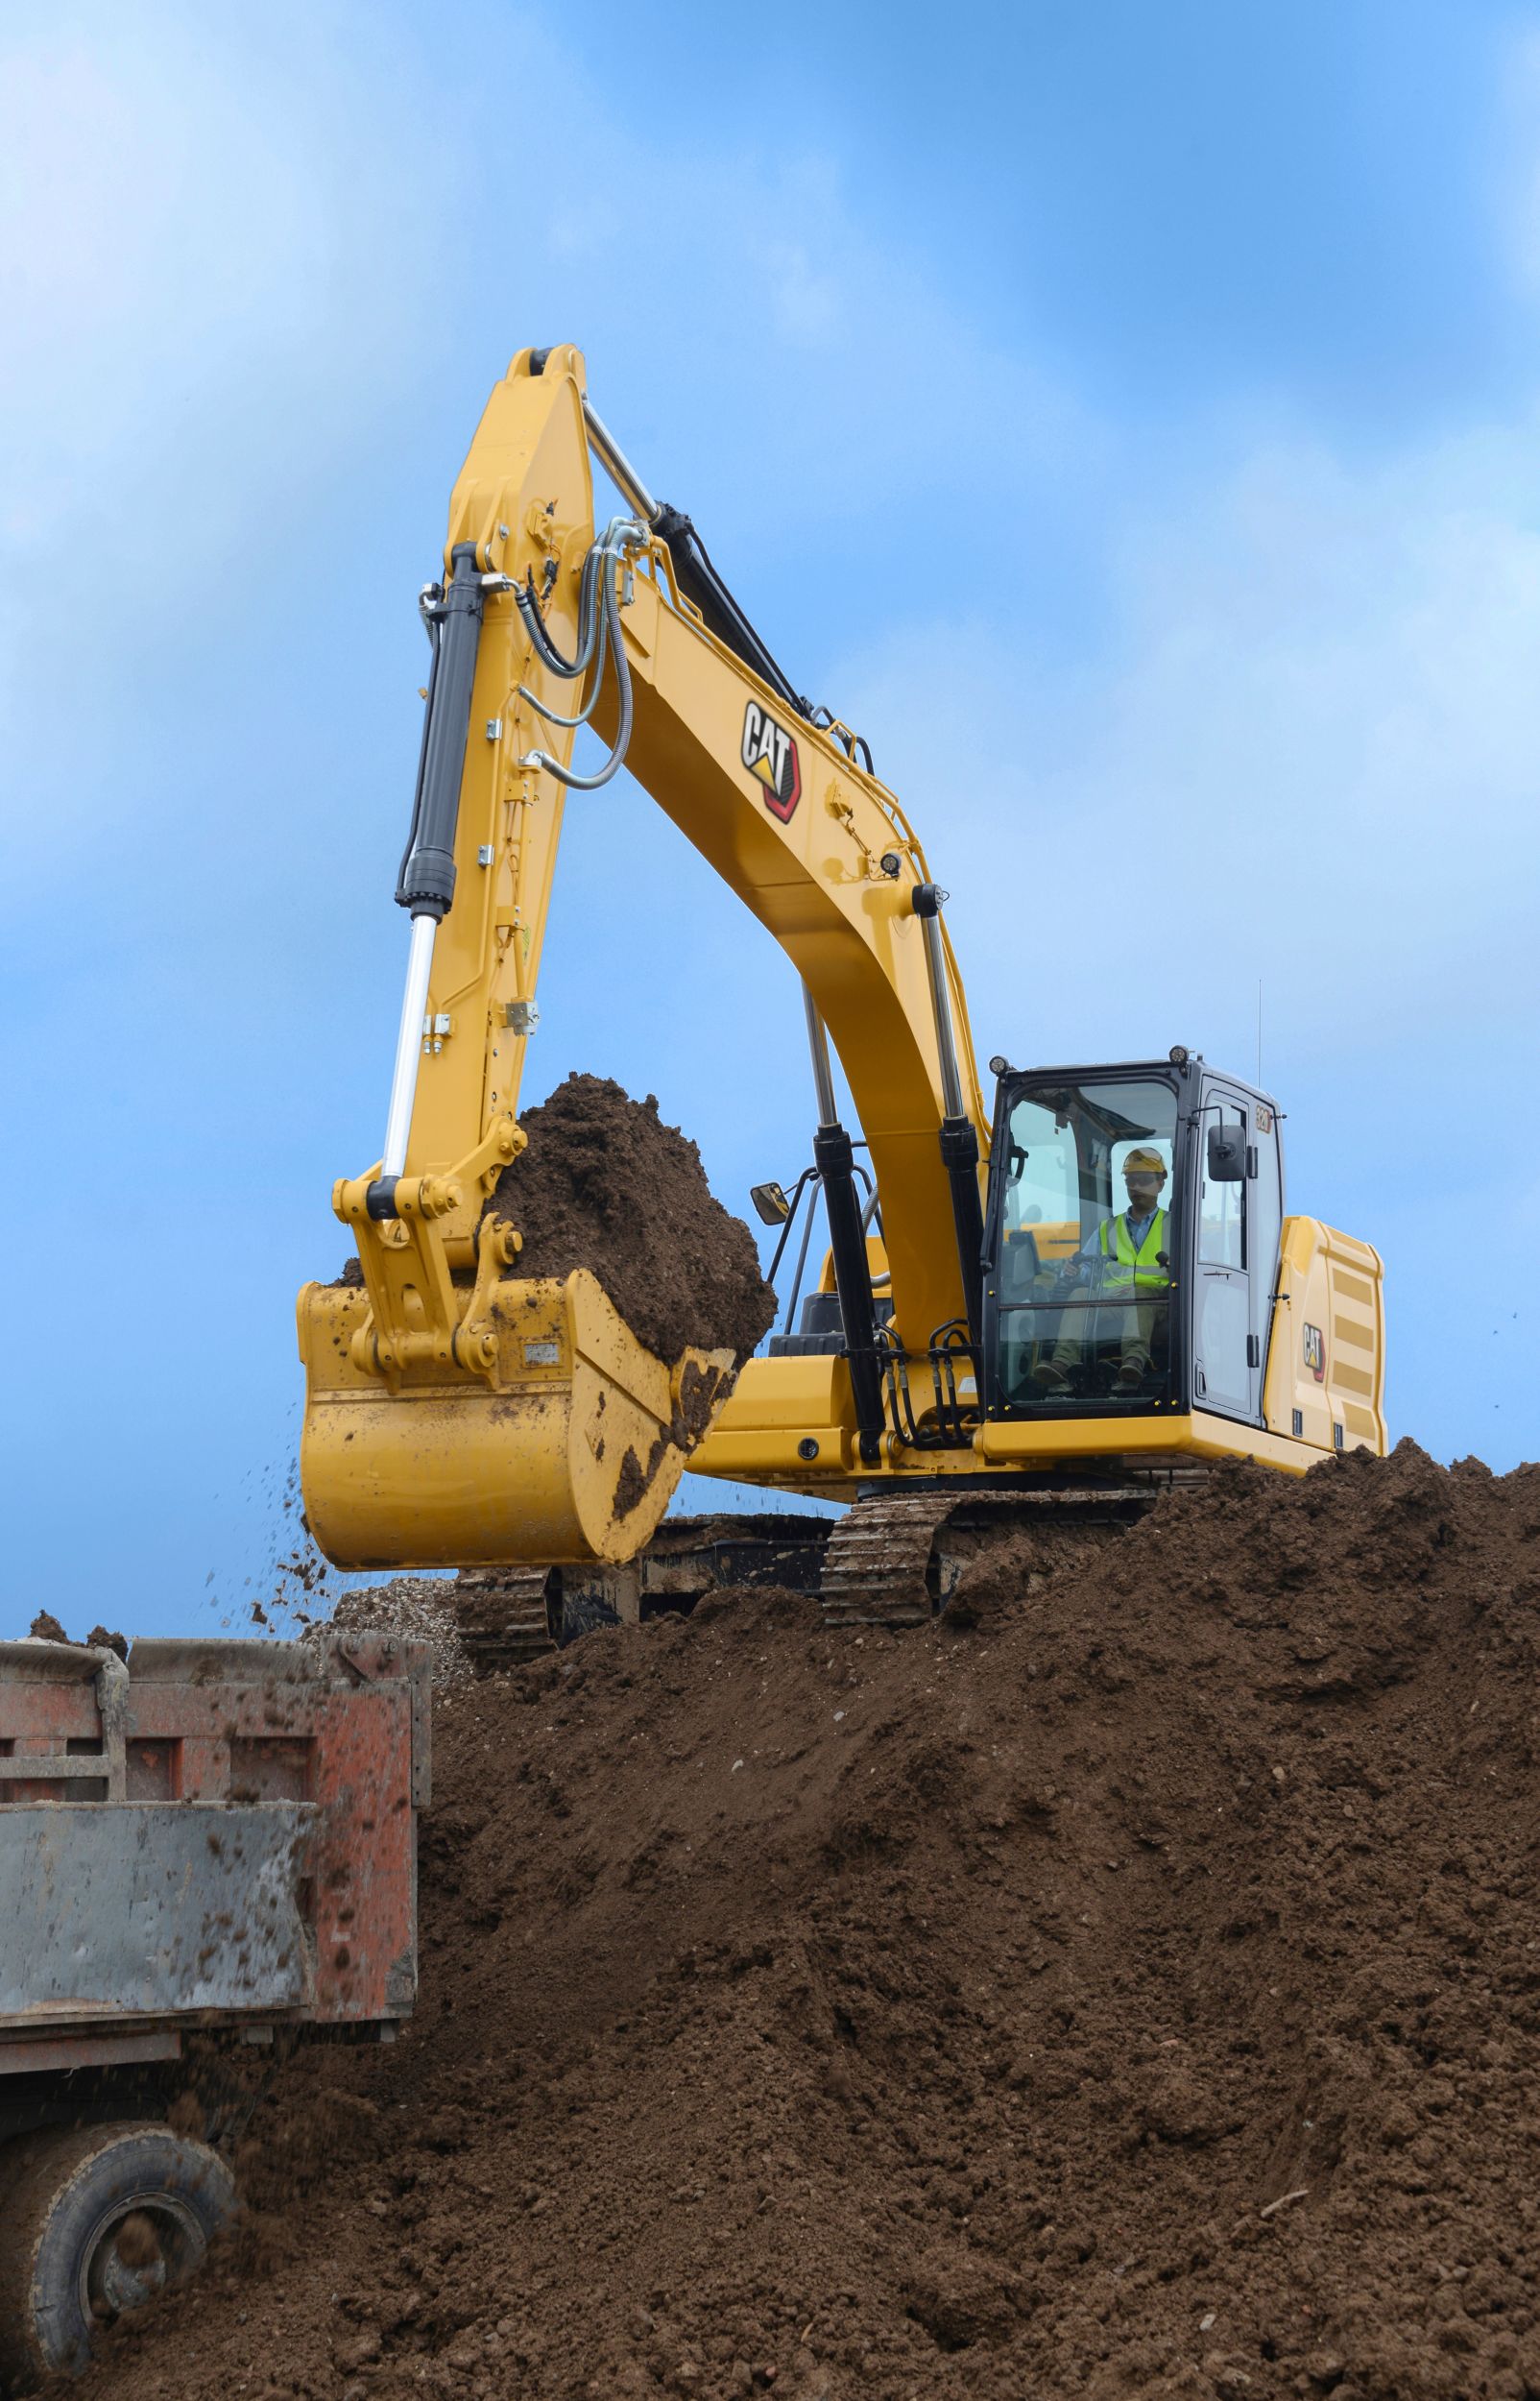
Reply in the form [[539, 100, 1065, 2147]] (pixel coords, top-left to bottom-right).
[[299, 346, 989, 1569], [300, 345, 1384, 1601]]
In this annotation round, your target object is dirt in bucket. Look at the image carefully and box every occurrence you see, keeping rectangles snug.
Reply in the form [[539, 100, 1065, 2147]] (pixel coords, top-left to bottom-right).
[[486, 1074, 776, 1367]]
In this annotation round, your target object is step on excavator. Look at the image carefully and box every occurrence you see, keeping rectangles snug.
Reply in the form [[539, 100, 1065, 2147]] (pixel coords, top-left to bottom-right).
[[297, 346, 1385, 1656]]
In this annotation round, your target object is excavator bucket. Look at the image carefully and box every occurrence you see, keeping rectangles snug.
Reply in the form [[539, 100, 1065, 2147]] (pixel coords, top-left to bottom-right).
[[298, 1267, 734, 1571]]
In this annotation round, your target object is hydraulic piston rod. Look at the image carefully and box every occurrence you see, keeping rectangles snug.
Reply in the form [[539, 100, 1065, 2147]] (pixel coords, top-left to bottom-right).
[[581, 399, 661, 527], [380, 913, 437, 1181]]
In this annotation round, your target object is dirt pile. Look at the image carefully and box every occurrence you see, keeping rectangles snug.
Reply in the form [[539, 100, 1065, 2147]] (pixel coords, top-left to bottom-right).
[[76, 1442, 1540, 2401], [488, 1074, 775, 1366], [25, 1612, 127, 1659], [316, 1580, 471, 1688]]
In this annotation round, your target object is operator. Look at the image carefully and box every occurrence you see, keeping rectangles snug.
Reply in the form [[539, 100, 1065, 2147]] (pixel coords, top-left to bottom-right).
[[1034, 1147, 1170, 1394]]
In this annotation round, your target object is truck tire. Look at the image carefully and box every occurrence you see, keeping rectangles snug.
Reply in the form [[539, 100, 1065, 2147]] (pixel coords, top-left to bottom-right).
[[0, 2121, 236, 2387]]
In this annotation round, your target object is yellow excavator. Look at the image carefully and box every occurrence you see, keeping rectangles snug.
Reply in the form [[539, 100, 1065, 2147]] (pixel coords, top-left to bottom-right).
[[298, 345, 1384, 1643]]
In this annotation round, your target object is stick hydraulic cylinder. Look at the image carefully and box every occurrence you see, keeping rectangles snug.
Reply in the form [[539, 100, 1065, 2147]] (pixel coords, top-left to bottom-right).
[[913, 884, 985, 1343], [804, 988, 885, 1463]]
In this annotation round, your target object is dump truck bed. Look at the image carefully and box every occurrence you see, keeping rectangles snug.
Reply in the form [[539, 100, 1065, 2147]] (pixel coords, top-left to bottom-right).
[[0, 1631, 431, 2089]]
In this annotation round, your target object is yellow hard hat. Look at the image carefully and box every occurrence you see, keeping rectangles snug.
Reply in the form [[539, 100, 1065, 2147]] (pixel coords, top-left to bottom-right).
[[1123, 1147, 1167, 1178]]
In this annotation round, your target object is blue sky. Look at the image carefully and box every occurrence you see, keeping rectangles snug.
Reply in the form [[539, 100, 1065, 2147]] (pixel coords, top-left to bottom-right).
[[3, 0, 1537, 1636]]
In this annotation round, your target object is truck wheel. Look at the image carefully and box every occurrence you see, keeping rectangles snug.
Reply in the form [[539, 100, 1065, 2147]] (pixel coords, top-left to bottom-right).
[[0, 2121, 236, 2387]]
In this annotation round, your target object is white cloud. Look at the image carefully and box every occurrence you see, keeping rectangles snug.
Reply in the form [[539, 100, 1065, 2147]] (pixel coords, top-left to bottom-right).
[[0, 0, 1097, 848], [0, 8, 445, 693], [831, 406, 1540, 1086]]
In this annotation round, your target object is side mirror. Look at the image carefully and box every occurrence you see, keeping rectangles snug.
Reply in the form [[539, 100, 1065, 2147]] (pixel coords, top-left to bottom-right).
[[1206, 1124, 1247, 1182], [750, 1180, 791, 1225]]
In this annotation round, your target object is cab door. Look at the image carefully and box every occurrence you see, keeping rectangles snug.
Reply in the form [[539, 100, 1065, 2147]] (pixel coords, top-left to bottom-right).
[[1249, 1102, 1284, 1389], [1193, 1084, 1256, 1420]]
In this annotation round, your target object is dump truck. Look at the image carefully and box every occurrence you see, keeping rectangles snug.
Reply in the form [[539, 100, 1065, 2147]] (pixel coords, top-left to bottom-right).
[[0, 1628, 430, 2387]]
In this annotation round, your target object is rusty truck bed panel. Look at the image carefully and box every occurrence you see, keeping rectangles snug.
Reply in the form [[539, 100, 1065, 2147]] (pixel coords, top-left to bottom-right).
[[0, 1802, 311, 2025], [0, 1632, 430, 2068]]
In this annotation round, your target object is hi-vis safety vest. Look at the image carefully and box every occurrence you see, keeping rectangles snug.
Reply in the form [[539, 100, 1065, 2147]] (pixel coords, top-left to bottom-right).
[[1095, 1208, 1169, 1296]]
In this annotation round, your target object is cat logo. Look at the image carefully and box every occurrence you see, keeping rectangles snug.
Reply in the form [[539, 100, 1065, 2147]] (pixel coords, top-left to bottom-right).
[[741, 700, 802, 822], [1303, 1323, 1325, 1382]]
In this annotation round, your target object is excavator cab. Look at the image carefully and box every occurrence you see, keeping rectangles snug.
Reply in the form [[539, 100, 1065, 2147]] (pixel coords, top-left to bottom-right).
[[991, 1073, 1178, 1409], [982, 1049, 1288, 1432]]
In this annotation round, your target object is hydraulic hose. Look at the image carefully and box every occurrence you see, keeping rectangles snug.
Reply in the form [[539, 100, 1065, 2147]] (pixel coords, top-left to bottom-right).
[[516, 539, 604, 682], [519, 521, 643, 791], [517, 550, 613, 730]]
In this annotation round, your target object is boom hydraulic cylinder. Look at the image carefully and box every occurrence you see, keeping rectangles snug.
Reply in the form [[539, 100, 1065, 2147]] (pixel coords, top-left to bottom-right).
[[371, 540, 488, 1218]]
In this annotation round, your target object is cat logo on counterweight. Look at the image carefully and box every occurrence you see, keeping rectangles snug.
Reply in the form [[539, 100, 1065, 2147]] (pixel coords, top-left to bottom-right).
[[741, 700, 802, 822]]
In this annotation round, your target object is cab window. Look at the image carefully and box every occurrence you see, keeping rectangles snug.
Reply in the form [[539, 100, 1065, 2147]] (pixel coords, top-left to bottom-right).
[[994, 1076, 1180, 1411], [1003, 1126, 1077, 1254], [1199, 1102, 1246, 1270]]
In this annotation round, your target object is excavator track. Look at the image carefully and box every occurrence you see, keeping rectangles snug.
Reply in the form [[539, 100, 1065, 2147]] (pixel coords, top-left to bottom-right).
[[451, 1567, 557, 1673], [817, 1492, 959, 1627], [819, 1484, 1160, 1627], [449, 1482, 1194, 1665], [452, 1516, 834, 1667]]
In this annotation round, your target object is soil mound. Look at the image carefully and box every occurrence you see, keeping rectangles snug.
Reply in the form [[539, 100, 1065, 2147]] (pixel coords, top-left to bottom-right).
[[74, 1443, 1540, 2401], [487, 1074, 775, 1366], [25, 1612, 127, 1659], [317, 1579, 470, 1688]]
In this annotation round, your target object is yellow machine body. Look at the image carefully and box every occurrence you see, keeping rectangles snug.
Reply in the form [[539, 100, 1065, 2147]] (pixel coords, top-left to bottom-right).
[[300, 345, 1385, 1572], [697, 1216, 1385, 1497]]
